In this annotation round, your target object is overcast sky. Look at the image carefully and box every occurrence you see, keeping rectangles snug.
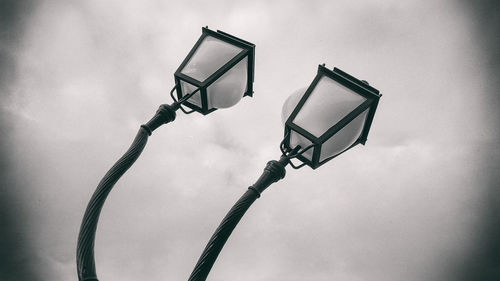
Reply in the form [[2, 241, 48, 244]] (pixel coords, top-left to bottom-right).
[[1, 0, 499, 280]]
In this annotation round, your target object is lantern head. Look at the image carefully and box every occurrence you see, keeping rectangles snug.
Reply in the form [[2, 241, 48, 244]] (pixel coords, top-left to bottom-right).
[[281, 65, 381, 169], [174, 27, 255, 115]]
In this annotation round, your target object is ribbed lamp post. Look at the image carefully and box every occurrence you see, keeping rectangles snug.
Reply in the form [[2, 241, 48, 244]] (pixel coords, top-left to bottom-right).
[[76, 27, 255, 281]]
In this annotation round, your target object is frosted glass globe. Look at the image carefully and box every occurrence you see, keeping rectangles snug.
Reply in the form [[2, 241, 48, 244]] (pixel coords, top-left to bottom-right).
[[281, 87, 307, 124], [180, 35, 247, 109], [207, 57, 247, 109], [281, 77, 368, 161]]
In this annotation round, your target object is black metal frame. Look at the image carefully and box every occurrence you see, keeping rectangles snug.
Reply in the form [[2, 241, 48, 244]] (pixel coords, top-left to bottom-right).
[[283, 65, 381, 169], [174, 27, 255, 115]]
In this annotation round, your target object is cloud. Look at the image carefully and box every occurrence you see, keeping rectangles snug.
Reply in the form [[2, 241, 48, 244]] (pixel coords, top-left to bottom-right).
[[2, 0, 498, 280]]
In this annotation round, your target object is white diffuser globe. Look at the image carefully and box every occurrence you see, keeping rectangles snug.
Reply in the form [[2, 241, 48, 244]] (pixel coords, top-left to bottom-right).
[[281, 77, 368, 161], [180, 35, 248, 110]]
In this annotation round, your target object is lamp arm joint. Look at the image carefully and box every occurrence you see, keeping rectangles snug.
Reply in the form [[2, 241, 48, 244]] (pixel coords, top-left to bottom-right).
[[248, 158, 287, 196], [142, 104, 177, 135]]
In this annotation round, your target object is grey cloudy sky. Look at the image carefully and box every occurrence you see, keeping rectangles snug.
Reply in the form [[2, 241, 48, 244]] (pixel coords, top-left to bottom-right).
[[1, 0, 499, 280]]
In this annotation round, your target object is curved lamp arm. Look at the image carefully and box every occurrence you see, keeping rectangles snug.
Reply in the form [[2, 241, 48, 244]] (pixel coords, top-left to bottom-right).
[[187, 156, 289, 281], [76, 104, 176, 281]]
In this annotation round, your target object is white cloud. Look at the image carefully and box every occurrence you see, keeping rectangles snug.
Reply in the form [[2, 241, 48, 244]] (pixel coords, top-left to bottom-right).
[[4, 0, 495, 280]]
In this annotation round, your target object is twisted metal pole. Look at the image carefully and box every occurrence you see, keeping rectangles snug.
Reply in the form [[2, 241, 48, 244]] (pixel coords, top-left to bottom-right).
[[76, 104, 176, 281], [187, 157, 288, 281]]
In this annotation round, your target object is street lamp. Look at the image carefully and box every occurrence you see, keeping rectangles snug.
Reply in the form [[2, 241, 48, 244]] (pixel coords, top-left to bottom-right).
[[187, 65, 381, 281], [175, 27, 255, 114], [76, 27, 255, 281], [281, 64, 381, 168]]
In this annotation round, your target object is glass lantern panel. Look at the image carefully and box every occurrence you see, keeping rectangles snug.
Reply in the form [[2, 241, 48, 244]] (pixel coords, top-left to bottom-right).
[[180, 80, 201, 107], [293, 76, 366, 137], [319, 109, 368, 161], [206, 57, 247, 109], [181, 36, 243, 82], [289, 131, 314, 161]]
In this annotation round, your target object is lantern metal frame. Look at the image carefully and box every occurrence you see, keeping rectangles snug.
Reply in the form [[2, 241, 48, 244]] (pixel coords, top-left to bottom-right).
[[174, 27, 255, 115], [282, 65, 381, 169]]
